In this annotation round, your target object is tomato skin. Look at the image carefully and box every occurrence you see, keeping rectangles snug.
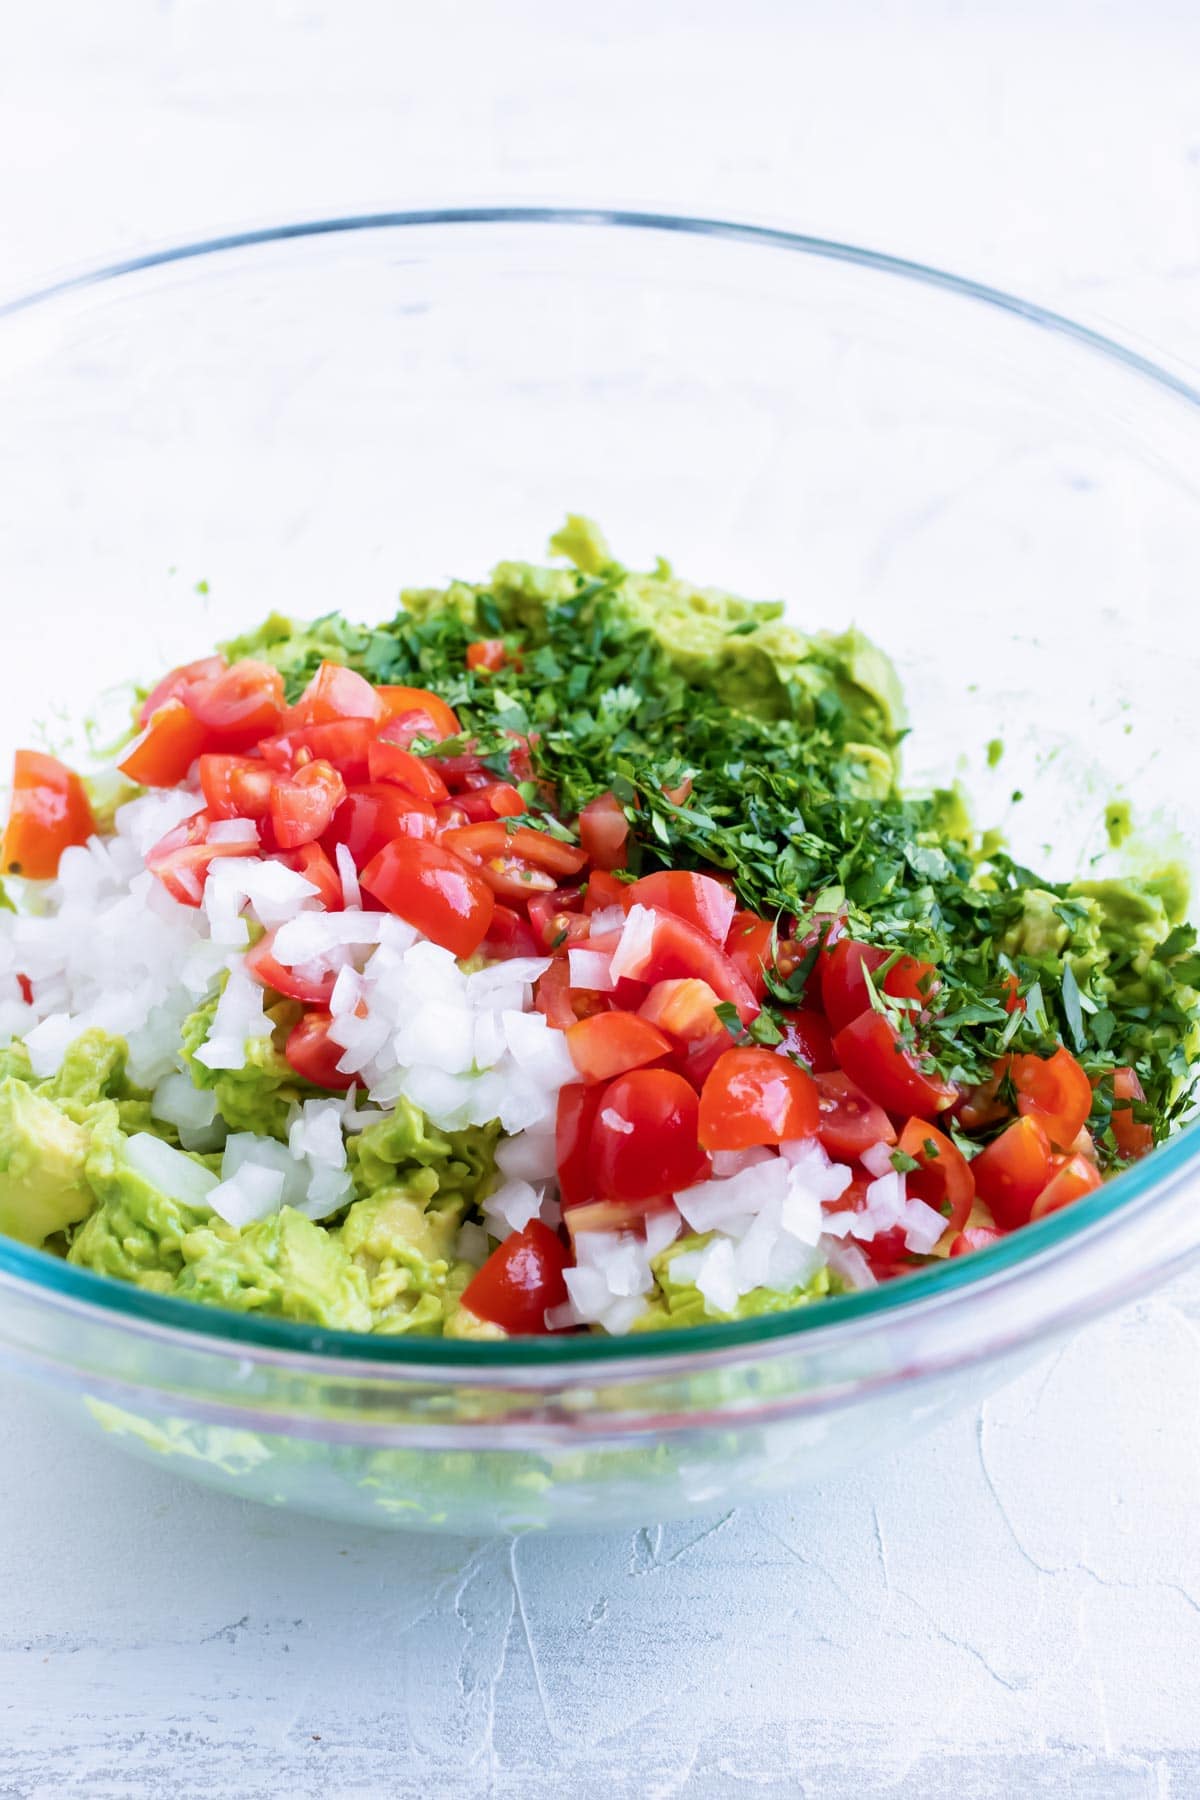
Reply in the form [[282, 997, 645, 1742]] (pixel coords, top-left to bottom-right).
[[324, 784, 438, 869], [270, 760, 347, 850], [726, 911, 775, 1001], [618, 908, 760, 1022], [1010, 1045, 1093, 1150], [199, 753, 275, 821], [1029, 1153, 1102, 1221], [285, 1010, 356, 1090], [138, 654, 226, 727], [480, 903, 540, 961], [1109, 1066, 1154, 1159], [144, 809, 258, 905], [625, 872, 736, 947], [535, 959, 603, 1030], [443, 823, 587, 881], [566, 1011, 672, 1084], [359, 837, 495, 958], [366, 737, 450, 802], [186, 659, 286, 750], [895, 1117, 975, 1237], [585, 869, 627, 915], [820, 939, 940, 1035], [373, 685, 461, 744], [245, 930, 337, 1006], [812, 1070, 897, 1160], [2, 751, 96, 879], [578, 791, 629, 872], [466, 639, 507, 673], [262, 718, 377, 783], [455, 780, 526, 822], [949, 1226, 1005, 1257], [462, 1219, 569, 1335], [590, 1069, 709, 1203], [777, 1007, 836, 1073], [289, 661, 385, 728], [832, 1011, 956, 1120], [278, 840, 344, 910], [119, 700, 209, 789], [970, 1115, 1053, 1229], [697, 1047, 820, 1150], [557, 1084, 603, 1208]]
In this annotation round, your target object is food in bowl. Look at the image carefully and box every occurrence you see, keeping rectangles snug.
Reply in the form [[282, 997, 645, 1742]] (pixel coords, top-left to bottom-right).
[[0, 518, 1194, 1338]]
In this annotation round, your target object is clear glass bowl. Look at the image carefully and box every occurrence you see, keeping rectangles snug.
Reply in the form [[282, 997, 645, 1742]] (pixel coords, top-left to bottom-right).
[[0, 209, 1197, 1532]]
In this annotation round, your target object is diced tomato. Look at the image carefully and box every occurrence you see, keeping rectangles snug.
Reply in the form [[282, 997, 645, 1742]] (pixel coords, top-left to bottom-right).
[[1002, 972, 1026, 1015], [970, 1115, 1053, 1229], [697, 1047, 819, 1150], [615, 907, 759, 1022], [278, 840, 344, 910], [527, 887, 589, 951], [144, 810, 258, 906], [955, 1060, 1011, 1131], [661, 775, 693, 807], [462, 1219, 569, 1335], [262, 718, 377, 783], [566, 1011, 672, 1085], [373, 685, 461, 744], [563, 1197, 675, 1239], [1109, 1066, 1154, 1159], [949, 1226, 1005, 1257], [435, 801, 470, 833], [895, 1118, 975, 1237], [812, 1070, 897, 1160], [820, 939, 940, 1035], [480, 903, 540, 961], [584, 869, 627, 915], [535, 959, 601, 1030], [455, 780, 526, 822], [285, 1010, 355, 1090], [1010, 1045, 1093, 1150], [245, 929, 336, 1006], [324, 784, 438, 869], [556, 1083, 603, 1208], [1, 750, 95, 880], [590, 1068, 709, 1203], [118, 700, 209, 789], [359, 837, 495, 958], [625, 872, 736, 947], [270, 760, 347, 849], [199, 754, 275, 821], [441, 822, 588, 902], [466, 639, 507, 673], [288, 661, 385, 727], [366, 734, 450, 802], [638, 978, 724, 1046], [776, 1007, 836, 1073], [185, 659, 285, 751], [137, 654, 226, 727], [16, 974, 33, 1005], [578, 791, 629, 872], [832, 1011, 956, 1120], [1029, 1153, 1102, 1221], [726, 911, 775, 1002]]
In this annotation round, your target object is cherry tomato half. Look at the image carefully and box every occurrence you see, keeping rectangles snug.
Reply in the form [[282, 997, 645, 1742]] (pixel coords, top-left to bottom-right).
[[366, 734, 451, 802], [1, 750, 95, 879], [119, 700, 209, 790], [288, 661, 385, 727], [812, 1070, 897, 1161], [820, 938, 940, 1036], [590, 1068, 709, 1203], [324, 784, 438, 869], [625, 871, 736, 947], [359, 836, 495, 958], [199, 753, 275, 821], [285, 1010, 355, 1090], [373, 685, 461, 744], [462, 1219, 569, 1335], [698, 1047, 820, 1150], [270, 759, 347, 849], [1029, 1152, 1103, 1221], [895, 1117, 974, 1238], [1010, 1045, 1092, 1150], [186, 659, 285, 751], [245, 929, 336, 1006], [970, 1114, 1053, 1229], [566, 1011, 672, 1085], [832, 1011, 956, 1120], [616, 908, 759, 1022]]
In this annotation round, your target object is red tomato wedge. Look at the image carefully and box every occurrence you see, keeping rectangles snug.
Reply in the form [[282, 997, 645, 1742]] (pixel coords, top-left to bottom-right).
[[615, 908, 759, 1022], [454, 780, 526, 822], [199, 754, 275, 821], [585, 869, 627, 915], [820, 939, 940, 1035], [359, 837, 495, 957], [832, 1011, 956, 1120], [118, 700, 209, 789], [480, 903, 540, 961], [137, 653, 226, 727], [324, 784, 438, 869], [812, 1071, 897, 1160], [1109, 1065, 1154, 1160], [1029, 1152, 1102, 1221], [578, 791, 629, 871], [2, 750, 95, 879], [185, 659, 285, 750], [1010, 1045, 1092, 1150], [566, 1011, 672, 1084], [462, 1219, 569, 1335], [270, 760, 347, 849], [144, 810, 258, 906], [776, 1007, 836, 1073], [638, 978, 725, 1048], [590, 1069, 709, 1203], [556, 1083, 603, 1208], [895, 1118, 974, 1237], [625, 871, 736, 946], [366, 736, 450, 802], [245, 929, 336, 1006], [442, 822, 587, 881], [285, 1010, 355, 1090], [725, 911, 775, 1002], [278, 841, 344, 910], [289, 661, 385, 727], [970, 1115, 1053, 1229], [373, 685, 461, 744], [698, 1047, 820, 1150], [261, 718, 377, 783], [466, 639, 507, 673]]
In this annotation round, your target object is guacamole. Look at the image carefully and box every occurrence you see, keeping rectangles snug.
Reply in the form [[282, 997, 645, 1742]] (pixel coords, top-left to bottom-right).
[[0, 520, 1194, 1339]]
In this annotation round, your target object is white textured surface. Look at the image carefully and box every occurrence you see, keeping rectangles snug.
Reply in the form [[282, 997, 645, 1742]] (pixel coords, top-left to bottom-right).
[[3, 4, 1200, 1795]]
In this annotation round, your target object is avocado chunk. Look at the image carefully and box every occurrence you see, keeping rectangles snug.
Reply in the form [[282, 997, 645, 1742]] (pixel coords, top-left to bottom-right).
[[0, 1076, 94, 1247], [68, 1108, 215, 1290], [174, 1206, 372, 1331], [341, 1175, 476, 1335]]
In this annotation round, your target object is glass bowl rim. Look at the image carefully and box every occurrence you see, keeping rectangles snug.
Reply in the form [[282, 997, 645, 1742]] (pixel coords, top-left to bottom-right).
[[0, 203, 1197, 1372]]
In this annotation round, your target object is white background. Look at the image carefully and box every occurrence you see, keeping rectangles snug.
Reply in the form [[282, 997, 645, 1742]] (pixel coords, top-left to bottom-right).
[[2, 5, 1200, 1795]]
